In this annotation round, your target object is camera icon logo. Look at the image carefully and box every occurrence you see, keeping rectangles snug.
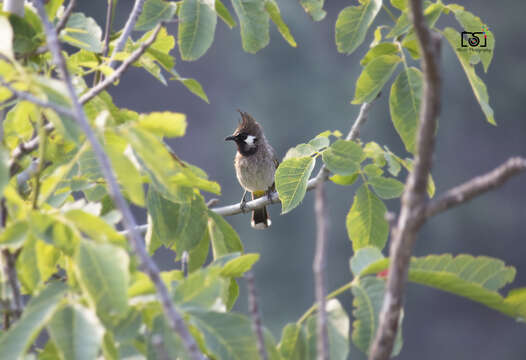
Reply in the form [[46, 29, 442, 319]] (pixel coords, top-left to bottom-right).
[[461, 31, 487, 48]]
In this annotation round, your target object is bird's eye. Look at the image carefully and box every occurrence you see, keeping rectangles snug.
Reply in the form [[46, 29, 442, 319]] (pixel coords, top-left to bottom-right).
[[239, 133, 247, 140]]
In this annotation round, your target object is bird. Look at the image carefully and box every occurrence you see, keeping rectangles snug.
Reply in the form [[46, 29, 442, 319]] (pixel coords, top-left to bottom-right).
[[225, 111, 279, 229]]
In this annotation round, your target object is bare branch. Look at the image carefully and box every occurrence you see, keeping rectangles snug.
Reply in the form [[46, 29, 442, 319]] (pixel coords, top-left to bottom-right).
[[245, 271, 268, 360], [211, 100, 377, 216], [369, 0, 442, 359], [101, 0, 114, 58], [313, 181, 329, 360], [425, 157, 526, 219], [0, 81, 74, 117], [55, 0, 76, 34], [9, 123, 54, 173], [33, 2, 204, 359], [1, 249, 22, 323], [108, 0, 147, 69], [79, 23, 162, 104]]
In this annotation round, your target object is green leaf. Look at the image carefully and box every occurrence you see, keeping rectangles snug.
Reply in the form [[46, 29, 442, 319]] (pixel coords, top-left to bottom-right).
[[138, 111, 187, 138], [361, 42, 399, 66], [386, 10, 411, 39], [335, 0, 382, 55], [143, 26, 176, 70], [47, 304, 104, 360], [75, 241, 129, 317], [0, 221, 29, 249], [322, 139, 363, 176], [443, 27, 495, 125], [390, 0, 406, 11], [207, 212, 243, 258], [219, 253, 259, 277], [4, 101, 36, 150], [384, 150, 401, 176], [284, 143, 317, 160], [352, 55, 401, 104], [363, 141, 386, 167], [351, 277, 402, 356], [146, 187, 208, 253], [60, 12, 103, 52], [173, 268, 227, 311], [265, 0, 297, 47], [278, 323, 306, 360], [385, 151, 435, 197], [389, 67, 422, 154], [170, 69, 210, 103], [45, 0, 64, 20], [178, 0, 217, 61], [330, 173, 359, 186], [0, 15, 14, 58], [231, 0, 269, 54], [189, 310, 281, 360], [367, 175, 404, 199], [299, 0, 325, 21], [0, 283, 66, 359], [64, 209, 126, 245], [275, 156, 315, 214], [350, 246, 384, 276], [0, 145, 9, 198], [308, 136, 330, 151], [304, 299, 350, 360], [447, 4, 494, 72], [346, 184, 388, 251], [9, 13, 40, 55], [216, 0, 237, 28], [135, 0, 177, 31]]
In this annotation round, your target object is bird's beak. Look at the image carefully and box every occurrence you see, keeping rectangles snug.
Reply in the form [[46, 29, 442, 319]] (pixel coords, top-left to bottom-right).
[[225, 135, 236, 141]]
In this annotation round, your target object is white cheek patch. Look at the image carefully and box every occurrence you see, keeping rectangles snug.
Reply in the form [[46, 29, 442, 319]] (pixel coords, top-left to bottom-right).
[[244, 135, 256, 146]]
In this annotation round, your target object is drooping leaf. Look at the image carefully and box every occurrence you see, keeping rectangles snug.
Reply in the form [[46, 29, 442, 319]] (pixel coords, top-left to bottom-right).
[[265, 0, 297, 47], [60, 12, 103, 52], [215, 0, 237, 28], [443, 27, 495, 125], [231, 0, 269, 53], [275, 156, 315, 214], [361, 42, 399, 66], [352, 55, 401, 104], [178, 0, 217, 61], [0, 283, 67, 359], [47, 304, 105, 360], [75, 241, 129, 317], [207, 212, 243, 258], [170, 69, 210, 103], [346, 184, 389, 251], [351, 277, 402, 356], [389, 67, 422, 154], [322, 139, 363, 176], [299, 0, 326, 21], [135, 0, 177, 31], [335, 0, 382, 55]]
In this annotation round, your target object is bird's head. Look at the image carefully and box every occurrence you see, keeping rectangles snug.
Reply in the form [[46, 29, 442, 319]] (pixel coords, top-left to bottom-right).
[[225, 110, 262, 156]]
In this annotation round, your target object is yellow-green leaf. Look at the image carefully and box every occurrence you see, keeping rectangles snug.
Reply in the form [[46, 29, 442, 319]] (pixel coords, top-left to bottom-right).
[[352, 55, 401, 104]]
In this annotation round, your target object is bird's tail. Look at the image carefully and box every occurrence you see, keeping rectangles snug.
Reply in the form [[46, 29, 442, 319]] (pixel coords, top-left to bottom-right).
[[251, 191, 271, 230]]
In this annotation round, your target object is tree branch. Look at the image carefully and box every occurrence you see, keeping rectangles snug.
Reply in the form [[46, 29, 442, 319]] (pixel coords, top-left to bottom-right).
[[245, 271, 268, 360], [55, 0, 76, 34], [313, 181, 329, 360], [211, 100, 376, 216], [425, 157, 526, 219], [369, 0, 442, 358], [1, 249, 22, 323], [108, 0, 146, 69], [33, 2, 204, 359]]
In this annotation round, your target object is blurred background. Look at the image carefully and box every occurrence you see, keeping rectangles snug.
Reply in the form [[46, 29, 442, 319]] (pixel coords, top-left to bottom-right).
[[80, 0, 525, 358]]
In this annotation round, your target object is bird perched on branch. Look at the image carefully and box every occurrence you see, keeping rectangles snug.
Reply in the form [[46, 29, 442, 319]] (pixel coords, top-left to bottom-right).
[[225, 111, 279, 229]]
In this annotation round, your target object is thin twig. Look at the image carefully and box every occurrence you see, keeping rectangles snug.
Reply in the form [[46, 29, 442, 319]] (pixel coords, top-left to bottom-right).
[[1, 249, 22, 322], [33, 2, 204, 359], [369, 0, 442, 359], [55, 0, 76, 34], [211, 100, 377, 216], [0, 81, 74, 117], [94, 0, 115, 86], [425, 157, 526, 219], [80, 23, 162, 104], [313, 181, 329, 360], [245, 271, 268, 360], [108, 0, 147, 69]]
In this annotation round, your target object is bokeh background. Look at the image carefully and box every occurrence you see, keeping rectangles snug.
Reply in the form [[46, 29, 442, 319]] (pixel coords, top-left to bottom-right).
[[80, 0, 525, 358]]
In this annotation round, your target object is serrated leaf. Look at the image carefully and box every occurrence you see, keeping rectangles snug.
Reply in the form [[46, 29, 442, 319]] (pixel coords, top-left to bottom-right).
[[351, 277, 402, 356], [75, 241, 129, 317], [231, 0, 269, 54], [60, 13, 103, 52], [265, 0, 297, 47], [367, 175, 404, 199], [353, 55, 401, 104], [135, 0, 177, 31], [443, 27, 495, 125], [346, 184, 388, 251], [361, 42, 399, 66], [299, 0, 326, 21], [304, 299, 350, 360], [47, 304, 104, 360], [322, 139, 363, 176], [350, 246, 384, 276], [216, 0, 236, 28], [178, 0, 217, 61], [275, 156, 315, 214], [335, 0, 382, 55], [0, 283, 66, 359], [389, 66, 422, 154]]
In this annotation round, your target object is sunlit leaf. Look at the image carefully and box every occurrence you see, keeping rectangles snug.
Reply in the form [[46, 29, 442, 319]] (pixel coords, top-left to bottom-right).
[[275, 156, 315, 214], [352, 55, 401, 104]]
